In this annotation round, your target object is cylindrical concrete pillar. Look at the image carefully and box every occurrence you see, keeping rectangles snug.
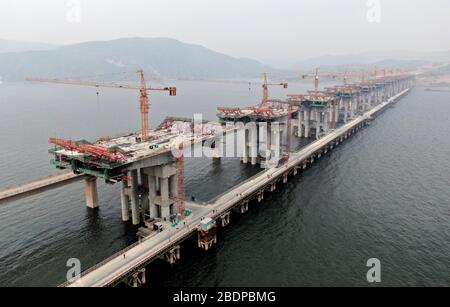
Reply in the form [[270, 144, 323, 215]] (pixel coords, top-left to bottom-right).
[[266, 124, 272, 160], [297, 109, 303, 137], [169, 175, 178, 214], [250, 125, 258, 165], [242, 130, 249, 164], [304, 108, 310, 138], [344, 100, 349, 123], [140, 168, 149, 215], [148, 174, 157, 219], [130, 169, 140, 225], [84, 177, 99, 209], [121, 180, 130, 222], [160, 177, 169, 201], [316, 112, 321, 140]]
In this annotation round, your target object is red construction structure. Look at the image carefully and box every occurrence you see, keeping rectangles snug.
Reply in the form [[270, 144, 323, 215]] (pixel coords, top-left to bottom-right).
[[49, 138, 129, 162]]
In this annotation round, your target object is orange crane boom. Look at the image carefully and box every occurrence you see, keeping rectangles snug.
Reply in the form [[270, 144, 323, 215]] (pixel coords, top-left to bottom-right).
[[179, 73, 287, 109], [27, 70, 177, 141]]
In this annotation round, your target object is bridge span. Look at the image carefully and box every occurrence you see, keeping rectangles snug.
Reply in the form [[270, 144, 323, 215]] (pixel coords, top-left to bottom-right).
[[62, 89, 411, 287], [0, 172, 84, 205]]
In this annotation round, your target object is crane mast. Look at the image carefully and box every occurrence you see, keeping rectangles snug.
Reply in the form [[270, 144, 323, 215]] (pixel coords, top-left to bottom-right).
[[138, 70, 150, 141]]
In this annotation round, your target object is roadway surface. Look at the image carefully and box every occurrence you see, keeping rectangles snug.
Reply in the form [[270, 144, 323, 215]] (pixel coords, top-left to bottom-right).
[[0, 172, 84, 204]]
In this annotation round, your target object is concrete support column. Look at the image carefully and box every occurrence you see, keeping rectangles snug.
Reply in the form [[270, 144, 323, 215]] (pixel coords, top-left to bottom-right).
[[242, 130, 249, 164], [351, 99, 356, 117], [148, 175, 157, 219], [160, 177, 169, 201], [169, 175, 178, 214], [258, 123, 267, 162], [266, 124, 272, 161], [343, 100, 348, 123], [250, 124, 258, 165], [144, 164, 176, 220], [297, 109, 303, 137], [121, 180, 130, 222], [271, 122, 281, 163], [315, 112, 321, 140], [140, 168, 149, 216], [130, 169, 140, 225], [324, 111, 329, 133], [304, 108, 310, 138], [160, 177, 170, 217], [84, 177, 99, 209], [212, 144, 221, 160]]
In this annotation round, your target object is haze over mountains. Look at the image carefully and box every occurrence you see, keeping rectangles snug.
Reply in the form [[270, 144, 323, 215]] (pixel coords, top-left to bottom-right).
[[0, 39, 58, 53], [0, 37, 448, 82], [0, 38, 278, 82], [292, 50, 450, 71]]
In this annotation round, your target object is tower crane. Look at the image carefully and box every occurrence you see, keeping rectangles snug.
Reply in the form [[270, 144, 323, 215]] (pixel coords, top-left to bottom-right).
[[27, 70, 177, 141], [260, 73, 288, 108], [180, 73, 288, 109]]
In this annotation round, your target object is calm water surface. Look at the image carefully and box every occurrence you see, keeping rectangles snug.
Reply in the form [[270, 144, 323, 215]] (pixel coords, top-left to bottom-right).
[[0, 82, 449, 286]]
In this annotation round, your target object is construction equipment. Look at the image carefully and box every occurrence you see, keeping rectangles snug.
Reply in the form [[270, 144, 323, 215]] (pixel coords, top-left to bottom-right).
[[49, 138, 129, 162], [301, 68, 374, 91], [181, 73, 288, 109], [261, 73, 288, 108], [27, 70, 177, 141], [217, 107, 243, 117]]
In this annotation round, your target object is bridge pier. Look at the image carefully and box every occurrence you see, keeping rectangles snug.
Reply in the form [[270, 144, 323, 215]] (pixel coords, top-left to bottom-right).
[[236, 200, 250, 213], [256, 190, 264, 203], [125, 268, 146, 287], [143, 164, 177, 220], [269, 182, 277, 192], [315, 111, 321, 140], [161, 245, 181, 264], [197, 225, 217, 251], [84, 177, 99, 209], [304, 108, 311, 138], [283, 173, 288, 184], [130, 169, 140, 225], [121, 180, 130, 222], [140, 168, 149, 217], [212, 141, 222, 160], [297, 109, 303, 137], [219, 211, 231, 227]]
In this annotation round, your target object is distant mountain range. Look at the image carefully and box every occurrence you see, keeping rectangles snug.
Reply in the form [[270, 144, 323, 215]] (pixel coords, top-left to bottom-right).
[[0, 38, 279, 82], [0, 37, 447, 82], [0, 39, 58, 53], [293, 50, 450, 71]]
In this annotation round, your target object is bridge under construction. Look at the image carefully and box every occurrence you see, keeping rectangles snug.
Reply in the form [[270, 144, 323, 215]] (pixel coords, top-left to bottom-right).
[[0, 71, 415, 287]]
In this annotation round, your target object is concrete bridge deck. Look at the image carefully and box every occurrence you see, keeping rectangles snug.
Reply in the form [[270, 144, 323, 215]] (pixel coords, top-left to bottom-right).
[[0, 125, 234, 205], [64, 89, 410, 287], [0, 172, 84, 205]]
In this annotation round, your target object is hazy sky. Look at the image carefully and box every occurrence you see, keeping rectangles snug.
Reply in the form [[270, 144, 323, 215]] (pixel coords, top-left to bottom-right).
[[1, 0, 449, 65]]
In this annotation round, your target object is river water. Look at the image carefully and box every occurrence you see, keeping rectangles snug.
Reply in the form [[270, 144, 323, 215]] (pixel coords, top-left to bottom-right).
[[0, 82, 449, 287]]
